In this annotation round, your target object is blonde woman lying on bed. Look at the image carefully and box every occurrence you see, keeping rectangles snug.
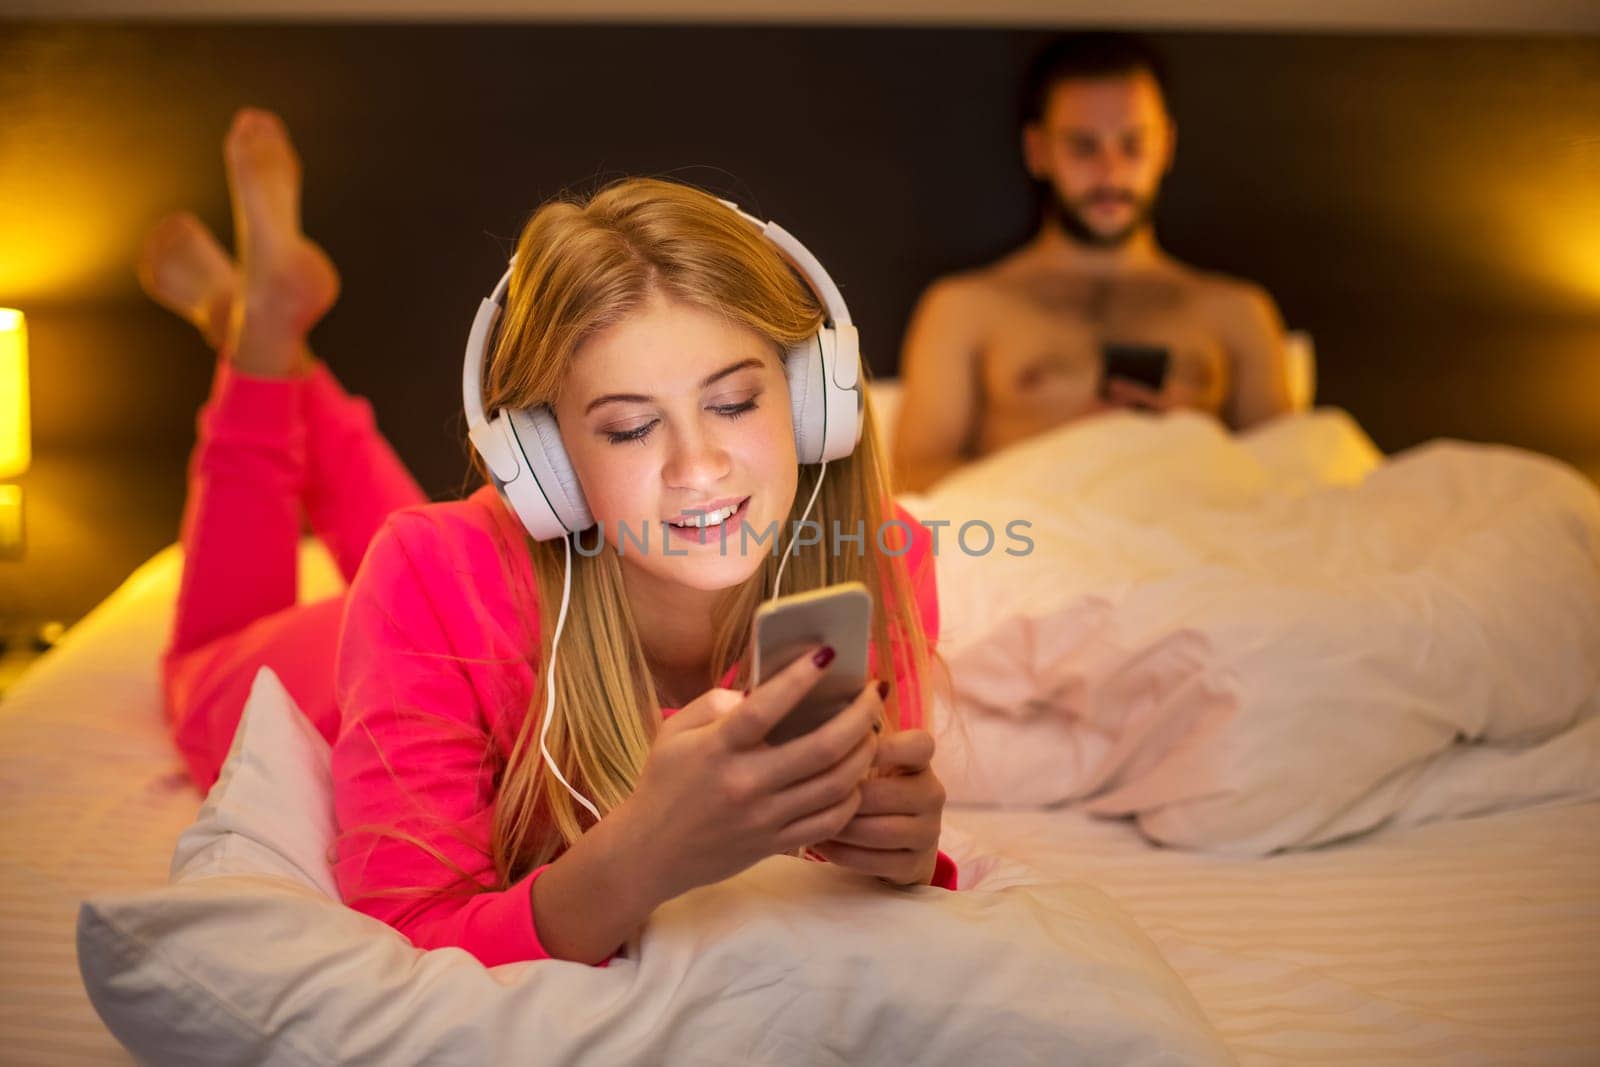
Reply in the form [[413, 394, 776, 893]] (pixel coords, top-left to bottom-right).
[[137, 107, 955, 969]]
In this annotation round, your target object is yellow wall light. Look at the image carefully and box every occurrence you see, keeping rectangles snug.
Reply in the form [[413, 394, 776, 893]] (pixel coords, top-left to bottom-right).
[[0, 309, 29, 480]]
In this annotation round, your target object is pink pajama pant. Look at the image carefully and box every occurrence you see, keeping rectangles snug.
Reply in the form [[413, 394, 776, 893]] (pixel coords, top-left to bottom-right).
[[161, 358, 425, 790]]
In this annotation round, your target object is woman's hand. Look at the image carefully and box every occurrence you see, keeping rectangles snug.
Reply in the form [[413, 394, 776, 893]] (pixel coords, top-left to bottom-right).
[[614, 646, 887, 905], [807, 727, 946, 887]]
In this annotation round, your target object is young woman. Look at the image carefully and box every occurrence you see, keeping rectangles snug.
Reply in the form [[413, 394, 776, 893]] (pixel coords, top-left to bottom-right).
[[146, 108, 953, 970]]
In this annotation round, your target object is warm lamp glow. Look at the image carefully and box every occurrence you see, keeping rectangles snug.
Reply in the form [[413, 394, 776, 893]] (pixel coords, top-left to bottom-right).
[[0, 309, 30, 479]]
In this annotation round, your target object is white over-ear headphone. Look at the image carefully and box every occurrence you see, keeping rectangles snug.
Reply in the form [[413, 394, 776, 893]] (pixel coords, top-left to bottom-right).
[[460, 195, 865, 824], [462, 198, 864, 542]]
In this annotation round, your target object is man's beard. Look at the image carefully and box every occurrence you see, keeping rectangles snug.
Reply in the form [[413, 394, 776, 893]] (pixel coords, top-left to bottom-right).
[[1041, 184, 1158, 248]]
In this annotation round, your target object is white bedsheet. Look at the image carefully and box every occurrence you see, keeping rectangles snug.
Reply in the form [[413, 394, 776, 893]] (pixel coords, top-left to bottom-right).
[[4, 498, 1598, 1063], [949, 802, 1600, 1065], [0, 544, 342, 1066], [911, 409, 1600, 853]]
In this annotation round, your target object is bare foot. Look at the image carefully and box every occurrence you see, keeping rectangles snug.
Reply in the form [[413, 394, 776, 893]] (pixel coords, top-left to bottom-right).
[[136, 212, 239, 350], [223, 108, 340, 378]]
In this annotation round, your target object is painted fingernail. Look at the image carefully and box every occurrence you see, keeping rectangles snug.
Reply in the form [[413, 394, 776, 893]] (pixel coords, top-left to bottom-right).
[[812, 646, 835, 668], [877, 680, 890, 700]]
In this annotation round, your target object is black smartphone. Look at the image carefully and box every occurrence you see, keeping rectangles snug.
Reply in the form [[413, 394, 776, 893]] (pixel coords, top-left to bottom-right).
[[1099, 342, 1171, 398]]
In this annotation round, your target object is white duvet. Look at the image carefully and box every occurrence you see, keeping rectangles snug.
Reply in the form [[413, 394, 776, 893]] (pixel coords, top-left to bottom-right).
[[907, 408, 1600, 854]]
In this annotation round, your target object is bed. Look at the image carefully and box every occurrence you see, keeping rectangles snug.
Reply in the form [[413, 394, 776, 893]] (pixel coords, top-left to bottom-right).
[[5, 541, 1597, 1064], [5, 367, 1599, 1064]]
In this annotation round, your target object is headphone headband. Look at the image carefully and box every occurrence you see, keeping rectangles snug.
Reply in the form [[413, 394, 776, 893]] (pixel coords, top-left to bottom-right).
[[716, 200, 854, 326], [462, 267, 518, 483], [463, 192, 862, 540]]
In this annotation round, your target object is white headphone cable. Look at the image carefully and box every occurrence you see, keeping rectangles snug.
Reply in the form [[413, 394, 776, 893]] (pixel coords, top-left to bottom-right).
[[538, 532, 603, 823], [773, 460, 827, 600]]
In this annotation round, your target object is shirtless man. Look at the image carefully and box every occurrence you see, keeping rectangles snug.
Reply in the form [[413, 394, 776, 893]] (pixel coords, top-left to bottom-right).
[[893, 33, 1294, 492]]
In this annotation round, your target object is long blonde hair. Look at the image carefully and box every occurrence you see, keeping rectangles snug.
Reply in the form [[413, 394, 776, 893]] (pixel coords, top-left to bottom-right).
[[459, 178, 935, 888]]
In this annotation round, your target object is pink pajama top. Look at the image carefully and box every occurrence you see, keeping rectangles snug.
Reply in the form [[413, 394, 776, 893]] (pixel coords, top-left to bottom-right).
[[331, 485, 955, 967]]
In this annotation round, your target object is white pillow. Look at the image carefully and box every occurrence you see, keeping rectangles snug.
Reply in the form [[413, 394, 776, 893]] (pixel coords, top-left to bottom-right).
[[78, 666, 1230, 1065], [165, 666, 340, 895]]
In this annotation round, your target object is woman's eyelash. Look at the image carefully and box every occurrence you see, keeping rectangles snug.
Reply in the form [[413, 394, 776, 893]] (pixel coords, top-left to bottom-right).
[[603, 397, 761, 446], [713, 399, 759, 420], [606, 422, 656, 445]]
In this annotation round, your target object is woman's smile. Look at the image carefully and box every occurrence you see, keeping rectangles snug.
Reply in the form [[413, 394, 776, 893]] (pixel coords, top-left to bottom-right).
[[666, 495, 751, 546]]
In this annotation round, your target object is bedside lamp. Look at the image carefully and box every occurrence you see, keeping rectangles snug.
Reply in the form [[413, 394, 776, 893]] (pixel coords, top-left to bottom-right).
[[0, 308, 26, 560]]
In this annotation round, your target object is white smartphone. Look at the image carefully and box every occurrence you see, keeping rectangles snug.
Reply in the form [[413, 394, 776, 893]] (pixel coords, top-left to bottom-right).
[[751, 581, 873, 746]]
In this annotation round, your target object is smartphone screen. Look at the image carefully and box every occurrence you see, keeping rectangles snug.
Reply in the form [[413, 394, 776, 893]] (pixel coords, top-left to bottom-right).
[[751, 582, 872, 745], [1100, 342, 1171, 398]]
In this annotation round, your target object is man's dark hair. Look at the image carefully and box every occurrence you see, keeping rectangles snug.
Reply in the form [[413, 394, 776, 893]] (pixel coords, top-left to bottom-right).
[[1019, 32, 1172, 125]]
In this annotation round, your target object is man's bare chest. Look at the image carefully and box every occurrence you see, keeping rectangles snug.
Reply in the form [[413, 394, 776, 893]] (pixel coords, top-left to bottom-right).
[[977, 274, 1227, 402]]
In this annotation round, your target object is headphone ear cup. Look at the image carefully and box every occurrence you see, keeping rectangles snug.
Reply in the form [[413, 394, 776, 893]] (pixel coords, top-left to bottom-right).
[[786, 334, 826, 464], [828, 323, 864, 456], [502, 406, 594, 539]]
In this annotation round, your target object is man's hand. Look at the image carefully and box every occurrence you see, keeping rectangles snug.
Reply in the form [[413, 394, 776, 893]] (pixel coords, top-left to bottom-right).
[[1102, 375, 1207, 414], [808, 728, 945, 886]]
